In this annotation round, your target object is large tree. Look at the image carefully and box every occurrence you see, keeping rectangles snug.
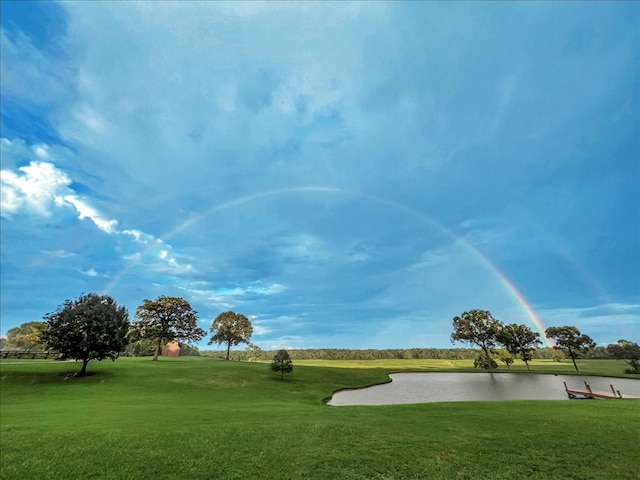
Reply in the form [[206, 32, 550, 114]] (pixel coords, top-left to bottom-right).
[[270, 349, 294, 380], [606, 339, 640, 374], [41, 293, 129, 377], [209, 311, 253, 360], [497, 323, 542, 370], [5, 321, 48, 351], [132, 296, 205, 361], [451, 309, 503, 369], [545, 326, 596, 372]]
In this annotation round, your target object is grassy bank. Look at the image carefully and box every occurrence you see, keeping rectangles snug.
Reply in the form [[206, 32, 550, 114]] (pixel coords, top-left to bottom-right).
[[1, 357, 638, 479], [291, 358, 639, 377]]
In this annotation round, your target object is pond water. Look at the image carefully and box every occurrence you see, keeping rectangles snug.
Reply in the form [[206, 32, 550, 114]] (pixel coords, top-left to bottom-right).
[[328, 373, 640, 406]]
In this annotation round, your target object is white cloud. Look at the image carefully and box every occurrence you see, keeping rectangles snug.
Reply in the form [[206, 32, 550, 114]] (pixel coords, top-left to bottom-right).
[[0, 156, 119, 234], [0, 161, 71, 216], [269, 344, 295, 350], [63, 194, 118, 233], [122, 229, 151, 243], [41, 249, 76, 258], [75, 104, 106, 134], [349, 252, 370, 263], [33, 145, 49, 158], [253, 325, 270, 336], [0, 146, 193, 280], [82, 268, 99, 277], [247, 282, 286, 295], [0, 29, 72, 107], [536, 303, 640, 346]]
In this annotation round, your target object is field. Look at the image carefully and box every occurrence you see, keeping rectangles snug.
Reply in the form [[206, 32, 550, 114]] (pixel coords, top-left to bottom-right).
[[1, 357, 639, 479]]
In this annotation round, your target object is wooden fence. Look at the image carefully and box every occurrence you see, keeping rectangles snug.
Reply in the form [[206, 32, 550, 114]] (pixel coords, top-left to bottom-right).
[[0, 350, 59, 359]]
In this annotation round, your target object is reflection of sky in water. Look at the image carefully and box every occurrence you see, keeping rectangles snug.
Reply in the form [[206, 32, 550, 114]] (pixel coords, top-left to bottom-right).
[[329, 373, 640, 406]]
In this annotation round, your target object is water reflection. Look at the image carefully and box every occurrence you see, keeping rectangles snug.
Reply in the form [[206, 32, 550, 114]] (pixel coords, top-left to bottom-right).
[[328, 373, 640, 406]]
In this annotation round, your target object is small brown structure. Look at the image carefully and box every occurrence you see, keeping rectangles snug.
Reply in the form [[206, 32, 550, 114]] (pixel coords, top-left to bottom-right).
[[162, 341, 180, 357]]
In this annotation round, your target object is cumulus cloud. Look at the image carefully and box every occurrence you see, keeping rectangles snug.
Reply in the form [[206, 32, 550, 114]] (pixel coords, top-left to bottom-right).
[[82, 268, 99, 277], [0, 158, 120, 233], [63, 194, 118, 233], [0, 141, 193, 277], [0, 161, 71, 216]]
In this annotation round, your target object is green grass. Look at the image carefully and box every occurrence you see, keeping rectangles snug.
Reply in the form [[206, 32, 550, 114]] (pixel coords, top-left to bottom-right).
[[1, 357, 639, 479], [292, 358, 640, 378]]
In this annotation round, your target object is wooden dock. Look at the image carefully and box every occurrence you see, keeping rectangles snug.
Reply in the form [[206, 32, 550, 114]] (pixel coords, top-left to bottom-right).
[[564, 381, 623, 399]]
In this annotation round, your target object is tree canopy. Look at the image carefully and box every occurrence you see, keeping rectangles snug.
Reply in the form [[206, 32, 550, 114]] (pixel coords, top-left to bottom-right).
[[209, 311, 253, 360], [270, 349, 294, 380], [606, 339, 640, 374], [451, 309, 502, 369], [545, 326, 596, 372], [5, 321, 48, 351], [497, 323, 542, 370], [41, 293, 130, 376], [131, 296, 205, 361]]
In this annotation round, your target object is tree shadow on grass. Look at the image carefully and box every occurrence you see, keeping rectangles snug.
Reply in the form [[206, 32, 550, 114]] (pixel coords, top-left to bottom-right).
[[1, 367, 115, 386]]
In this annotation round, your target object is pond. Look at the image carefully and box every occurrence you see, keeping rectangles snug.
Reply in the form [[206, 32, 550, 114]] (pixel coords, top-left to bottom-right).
[[327, 372, 640, 406]]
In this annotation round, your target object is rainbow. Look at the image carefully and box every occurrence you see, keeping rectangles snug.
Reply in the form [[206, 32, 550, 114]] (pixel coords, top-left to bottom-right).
[[485, 268, 552, 347], [103, 185, 554, 346]]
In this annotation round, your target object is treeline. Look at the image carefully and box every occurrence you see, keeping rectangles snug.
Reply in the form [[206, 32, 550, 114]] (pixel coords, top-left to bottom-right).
[[124, 339, 202, 357], [200, 347, 589, 362]]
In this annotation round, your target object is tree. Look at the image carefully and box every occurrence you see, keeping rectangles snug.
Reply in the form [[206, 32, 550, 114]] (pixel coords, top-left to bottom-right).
[[41, 293, 129, 377], [131, 296, 205, 361], [496, 349, 514, 369], [178, 343, 201, 356], [474, 350, 498, 369], [5, 321, 48, 351], [551, 348, 565, 362], [606, 339, 640, 374], [451, 309, 503, 369], [271, 349, 293, 380], [545, 326, 596, 372], [124, 338, 158, 357], [497, 323, 542, 370], [209, 311, 253, 360], [246, 343, 263, 362]]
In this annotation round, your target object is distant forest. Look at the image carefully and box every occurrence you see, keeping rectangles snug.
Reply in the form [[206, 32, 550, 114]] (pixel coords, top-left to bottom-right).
[[199, 346, 614, 362]]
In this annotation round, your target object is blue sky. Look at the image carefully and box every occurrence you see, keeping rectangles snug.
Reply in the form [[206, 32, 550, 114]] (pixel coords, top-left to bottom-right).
[[1, 1, 638, 350]]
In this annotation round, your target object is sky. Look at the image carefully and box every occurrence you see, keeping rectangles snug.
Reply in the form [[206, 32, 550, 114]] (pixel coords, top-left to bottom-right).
[[1, 1, 638, 351]]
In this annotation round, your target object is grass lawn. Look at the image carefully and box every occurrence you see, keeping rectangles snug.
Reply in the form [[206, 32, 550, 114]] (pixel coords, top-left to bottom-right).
[[1, 357, 638, 479]]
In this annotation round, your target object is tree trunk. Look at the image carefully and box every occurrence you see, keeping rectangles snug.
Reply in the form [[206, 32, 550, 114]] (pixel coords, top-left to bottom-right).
[[78, 358, 89, 377], [483, 347, 496, 369], [153, 338, 162, 361], [281, 365, 284, 380], [524, 359, 530, 370], [568, 348, 579, 372], [226, 342, 231, 360]]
